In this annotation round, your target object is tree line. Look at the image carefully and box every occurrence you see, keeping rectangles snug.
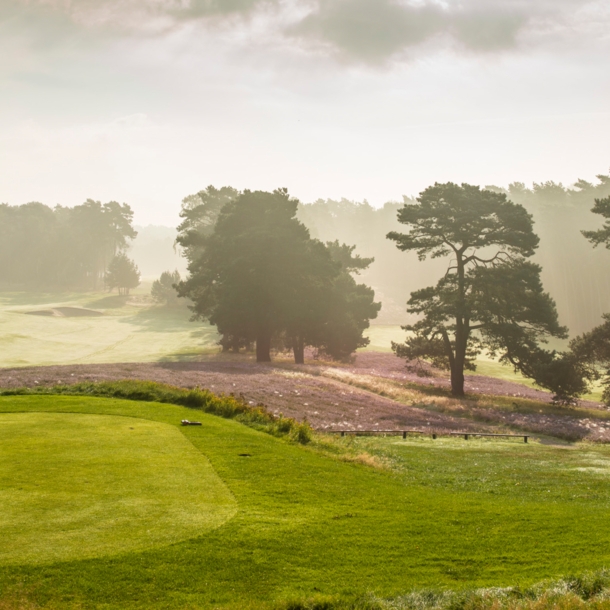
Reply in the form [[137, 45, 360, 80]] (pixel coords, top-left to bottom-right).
[[173, 182, 610, 405], [0, 200, 137, 290], [296, 172, 610, 334]]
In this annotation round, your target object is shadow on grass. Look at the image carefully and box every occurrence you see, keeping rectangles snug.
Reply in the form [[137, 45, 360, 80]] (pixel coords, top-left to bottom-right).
[[117, 305, 199, 334]]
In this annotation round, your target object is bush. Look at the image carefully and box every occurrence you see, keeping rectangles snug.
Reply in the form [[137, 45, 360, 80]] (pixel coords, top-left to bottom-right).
[[151, 270, 182, 306], [0, 380, 313, 444]]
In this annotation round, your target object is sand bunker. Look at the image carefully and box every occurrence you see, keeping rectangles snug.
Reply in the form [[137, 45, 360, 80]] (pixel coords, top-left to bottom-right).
[[26, 307, 103, 318]]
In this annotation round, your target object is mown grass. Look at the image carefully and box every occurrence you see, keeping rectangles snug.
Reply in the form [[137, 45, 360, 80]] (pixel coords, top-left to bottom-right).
[[1, 379, 313, 443], [3, 394, 610, 608], [0, 288, 219, 367], [0, 411, 236, 565]]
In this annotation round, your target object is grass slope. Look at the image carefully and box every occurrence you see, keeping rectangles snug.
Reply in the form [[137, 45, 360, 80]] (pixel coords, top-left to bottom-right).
[[364, 326, 604, 403], [2, 395, 610, 608], [0, 288, 219, 367], [0, 411, 236, 565]]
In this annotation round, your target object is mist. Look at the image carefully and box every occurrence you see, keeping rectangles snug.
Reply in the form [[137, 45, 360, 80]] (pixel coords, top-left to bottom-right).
[[4, 3, 610, 602]]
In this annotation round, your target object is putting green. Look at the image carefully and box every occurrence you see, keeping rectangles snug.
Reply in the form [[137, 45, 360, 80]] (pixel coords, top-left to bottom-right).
[[0, 412, 237, 565]]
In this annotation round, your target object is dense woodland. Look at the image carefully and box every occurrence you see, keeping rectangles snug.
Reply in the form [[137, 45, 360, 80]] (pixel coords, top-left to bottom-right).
[[0, 200, 137, 290]]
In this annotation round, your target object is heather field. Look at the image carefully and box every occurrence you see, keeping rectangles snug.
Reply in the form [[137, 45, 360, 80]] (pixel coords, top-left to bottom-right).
[[3, 392, 610, 609], [0, 290, 601, 401]]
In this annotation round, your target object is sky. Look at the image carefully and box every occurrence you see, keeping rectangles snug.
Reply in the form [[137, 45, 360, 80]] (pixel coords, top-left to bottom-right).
[[1, 0, 609, 225]]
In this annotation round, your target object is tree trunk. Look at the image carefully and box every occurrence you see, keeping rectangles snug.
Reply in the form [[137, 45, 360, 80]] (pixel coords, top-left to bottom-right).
[[256, 332, 272, 362], [292, 337, 304, 364], [442, 328, 465, 397], [450, 362, 465, 396], [450, 252, 467, 397]]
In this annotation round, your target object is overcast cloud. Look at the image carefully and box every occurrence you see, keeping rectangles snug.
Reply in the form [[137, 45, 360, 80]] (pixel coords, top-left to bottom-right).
[[0, 0, 608, 224]]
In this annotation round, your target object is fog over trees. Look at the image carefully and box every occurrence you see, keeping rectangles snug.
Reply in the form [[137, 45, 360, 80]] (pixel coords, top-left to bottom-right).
[[296, 171, 610, 336], [387, 182, 566, 397], [175, 188, 380, 363], [0, 199, 136, 290], [2, 169, 609, 341]]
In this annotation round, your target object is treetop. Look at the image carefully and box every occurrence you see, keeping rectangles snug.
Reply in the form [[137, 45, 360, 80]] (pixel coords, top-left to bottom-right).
[[582, 196, 610, 249], [387, 182, 539, 261]]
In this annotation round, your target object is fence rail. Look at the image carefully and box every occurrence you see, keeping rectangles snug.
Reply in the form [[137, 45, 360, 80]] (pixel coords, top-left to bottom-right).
[[328, 430, 529, 443]]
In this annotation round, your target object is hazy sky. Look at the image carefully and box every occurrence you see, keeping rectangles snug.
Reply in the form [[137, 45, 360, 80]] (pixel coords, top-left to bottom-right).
[[1, 0, 609, 225]]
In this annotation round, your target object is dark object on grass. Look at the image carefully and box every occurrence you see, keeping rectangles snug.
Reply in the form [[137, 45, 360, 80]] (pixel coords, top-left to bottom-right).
[[181, 420, 202, 426]]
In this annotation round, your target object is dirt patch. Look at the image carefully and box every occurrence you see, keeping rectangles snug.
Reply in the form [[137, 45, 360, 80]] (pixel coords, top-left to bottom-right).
[[25, 307, 103, 318]]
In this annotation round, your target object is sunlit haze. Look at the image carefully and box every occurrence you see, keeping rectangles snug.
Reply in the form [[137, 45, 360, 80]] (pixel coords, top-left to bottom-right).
[[1, 0, 609, 224]]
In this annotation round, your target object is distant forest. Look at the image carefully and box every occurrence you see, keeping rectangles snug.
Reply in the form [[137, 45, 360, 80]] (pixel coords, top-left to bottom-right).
[[0, 200, 136, 290], [297, 172, 610, 335], [2, 171, 609, 336]]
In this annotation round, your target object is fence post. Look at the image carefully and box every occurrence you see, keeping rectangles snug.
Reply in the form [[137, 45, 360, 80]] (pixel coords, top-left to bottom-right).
[[464, 434, 469, 440], [340, 431, 345, 437], [432, 433, 437, 440], [524, 436, 528, 443], [402, 431, 407, 439]]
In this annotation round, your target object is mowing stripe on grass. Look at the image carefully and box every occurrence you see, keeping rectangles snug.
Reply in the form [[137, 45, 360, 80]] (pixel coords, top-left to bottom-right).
[[0, 411, 237, 565]]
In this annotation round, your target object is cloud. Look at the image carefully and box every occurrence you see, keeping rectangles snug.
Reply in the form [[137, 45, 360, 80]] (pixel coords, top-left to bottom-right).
[[287, 0, 557, 62], [2, 0, 608, 63], [289, 0, 443, 62], [175, 0, 276, 18]]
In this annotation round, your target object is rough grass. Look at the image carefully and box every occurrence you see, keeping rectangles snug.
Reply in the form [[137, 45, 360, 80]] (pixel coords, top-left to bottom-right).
[[3, 395, 610, 608], [318, 368, 610, 441], [0, 379, 313, 443], [276, 571, 610, 608], [0, 411, 236, 564]]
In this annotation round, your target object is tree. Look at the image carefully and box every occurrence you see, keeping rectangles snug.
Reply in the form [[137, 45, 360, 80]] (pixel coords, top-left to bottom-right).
[[176, 189, 339, 363], [176, 186, 240, 266], [315, 241, 381, 360], [151, 270, 181, 306], [0, 200, 137, 290], [565, 196, 610, 406], [105, 254, 140, 296], [570, 315, 610, 404], [388, 182, 566, 397], [582, 196, 610, 249]]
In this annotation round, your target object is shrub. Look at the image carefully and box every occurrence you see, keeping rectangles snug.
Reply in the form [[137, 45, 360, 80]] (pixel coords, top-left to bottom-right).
[[151, 270, 182, 306], [0, 380, 312, 444]]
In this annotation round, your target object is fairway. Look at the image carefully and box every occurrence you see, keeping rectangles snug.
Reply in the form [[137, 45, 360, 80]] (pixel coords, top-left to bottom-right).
[[2, 395, 610, 608], [0, 411, 236, 564], [0, 289, 219, 367]]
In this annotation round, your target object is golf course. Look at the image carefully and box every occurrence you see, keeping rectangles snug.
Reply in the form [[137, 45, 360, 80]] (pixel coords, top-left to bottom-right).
[[2, 286, 610, 609], [1, 389, 610, 609]]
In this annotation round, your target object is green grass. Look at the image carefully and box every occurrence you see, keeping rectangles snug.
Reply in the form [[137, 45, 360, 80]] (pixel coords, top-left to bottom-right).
[[0, 287, 219, 367], [0, 412, 236, 565], [3, 395, 610, 608]]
